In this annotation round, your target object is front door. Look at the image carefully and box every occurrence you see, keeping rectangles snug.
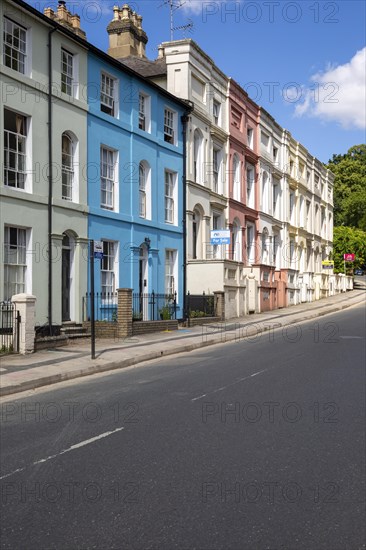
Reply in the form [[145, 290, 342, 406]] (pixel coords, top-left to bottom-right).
[[139, 245, 148, 320], [62, 235, 71, 322]]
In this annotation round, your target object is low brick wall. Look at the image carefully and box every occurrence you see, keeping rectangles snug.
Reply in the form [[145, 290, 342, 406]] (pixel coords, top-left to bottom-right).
[[82, 321, 118, 339], [188, 316, 221, 327], [132, 320, 178, 335]]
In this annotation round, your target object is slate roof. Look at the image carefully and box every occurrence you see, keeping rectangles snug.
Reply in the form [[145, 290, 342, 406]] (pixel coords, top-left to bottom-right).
[[119, 56, 167, 78]]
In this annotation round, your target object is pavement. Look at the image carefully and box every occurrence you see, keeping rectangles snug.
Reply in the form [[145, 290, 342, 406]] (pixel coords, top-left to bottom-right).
[[0, 285, 365, 397]]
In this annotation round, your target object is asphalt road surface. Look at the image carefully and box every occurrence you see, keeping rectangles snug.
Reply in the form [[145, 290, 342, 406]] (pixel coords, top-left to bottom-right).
[[1, 302, 365, 550]]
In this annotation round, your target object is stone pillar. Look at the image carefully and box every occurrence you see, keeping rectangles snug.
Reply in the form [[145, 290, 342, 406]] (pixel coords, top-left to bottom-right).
[[11, 294, 36, 354], [247, 273, 258, 313], [214, 291, 225, 320], [117, 288, 133, 338]]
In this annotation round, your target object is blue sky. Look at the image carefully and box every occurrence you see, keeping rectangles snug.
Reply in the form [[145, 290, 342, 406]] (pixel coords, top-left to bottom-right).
[[30, 0, 366, 163]]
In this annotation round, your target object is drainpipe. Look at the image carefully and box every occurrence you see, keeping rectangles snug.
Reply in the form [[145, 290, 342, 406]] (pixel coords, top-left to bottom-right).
[[181, 112, 190, 321], [48, 27, 57, 336]]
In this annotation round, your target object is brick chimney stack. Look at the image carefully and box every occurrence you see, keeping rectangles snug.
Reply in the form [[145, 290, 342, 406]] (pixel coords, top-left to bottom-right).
[[107, 4, 148, 59], [44, 0, 86, 40]]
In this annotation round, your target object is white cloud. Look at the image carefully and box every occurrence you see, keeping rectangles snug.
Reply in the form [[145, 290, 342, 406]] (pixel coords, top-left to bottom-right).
[[294, 47, 366, 130]]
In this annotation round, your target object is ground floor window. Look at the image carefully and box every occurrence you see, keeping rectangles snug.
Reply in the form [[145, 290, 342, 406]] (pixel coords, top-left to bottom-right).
[[165, 249, 177, 296], [3, 226, 27, 299], [101, 240, 117, 295]]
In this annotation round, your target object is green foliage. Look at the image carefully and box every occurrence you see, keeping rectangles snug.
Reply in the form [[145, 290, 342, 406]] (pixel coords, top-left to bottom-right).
[[190, 310, 207, 318], [327, 144, 366, 230], [159, 305, 171, 320], [0, 344, 13, 355], [332, 226, 366, 273]]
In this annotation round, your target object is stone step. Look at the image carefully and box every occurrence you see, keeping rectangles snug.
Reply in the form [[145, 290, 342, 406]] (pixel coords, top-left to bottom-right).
[[61, 325, 87, 335], [67, 333, 91, 340]]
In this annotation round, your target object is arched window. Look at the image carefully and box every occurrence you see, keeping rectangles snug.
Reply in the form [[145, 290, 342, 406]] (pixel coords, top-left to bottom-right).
[[139, 163, 146, 218], [192, 206, 203, 259], [193, 129, 203, 184], [62, 132, 75, 201], [233, 155, 240, 201], [232, 220, 242, 262], [139, 161, 151, 219], [262, 228, 269, 264], [262, 171, 269, 212]]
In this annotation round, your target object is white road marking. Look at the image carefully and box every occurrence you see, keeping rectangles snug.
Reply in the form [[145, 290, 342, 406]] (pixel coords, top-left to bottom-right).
[[0, 427, 124, 481], [339, 336, 364, 339], [191, 393, 207, 401], [0, 466, 26, 480], [191, 369, 268, 401]]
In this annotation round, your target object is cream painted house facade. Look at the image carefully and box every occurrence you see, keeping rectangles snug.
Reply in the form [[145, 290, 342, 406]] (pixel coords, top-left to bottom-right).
[[153, 40, 233, 300], [0, 0, 89, 325]]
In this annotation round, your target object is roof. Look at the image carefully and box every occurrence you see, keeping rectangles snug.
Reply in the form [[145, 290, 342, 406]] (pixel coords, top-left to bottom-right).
[[9, 0, 191, 112], [119, 56, 167, 78]]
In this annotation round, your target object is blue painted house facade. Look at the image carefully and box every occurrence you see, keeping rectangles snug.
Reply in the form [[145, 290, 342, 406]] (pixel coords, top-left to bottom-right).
[[87, 49, 188, 320]]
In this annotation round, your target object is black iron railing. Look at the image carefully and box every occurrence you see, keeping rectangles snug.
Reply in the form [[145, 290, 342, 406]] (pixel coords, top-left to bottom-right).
[[186, 292, 215, 318], [132, 292, 177, 321], [0, 301, 19, 353], [82, 292, 118, 322]]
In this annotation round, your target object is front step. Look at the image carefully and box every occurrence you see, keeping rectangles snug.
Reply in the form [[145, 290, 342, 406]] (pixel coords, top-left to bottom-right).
[[61, 323, 90, 339]]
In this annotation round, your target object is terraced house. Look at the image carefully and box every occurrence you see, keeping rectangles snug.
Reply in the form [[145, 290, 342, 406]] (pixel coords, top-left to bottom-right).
[[1, 0, 342, 332], [0, 0, 89, 327], [87, 5, 188, 320], [112, 4, 337, 317]]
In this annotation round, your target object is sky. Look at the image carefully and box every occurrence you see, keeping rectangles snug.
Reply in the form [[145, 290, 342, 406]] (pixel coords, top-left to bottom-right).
[[28, 0, 366, 163]]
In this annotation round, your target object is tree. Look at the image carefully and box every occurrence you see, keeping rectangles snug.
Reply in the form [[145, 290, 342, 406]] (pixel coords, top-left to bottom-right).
[[332, 226, 366, 273], [327, 144, 366, 230]]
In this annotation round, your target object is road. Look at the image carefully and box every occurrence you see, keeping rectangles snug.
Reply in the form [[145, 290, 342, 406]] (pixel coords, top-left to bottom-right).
[[1, 303, 365, 550]]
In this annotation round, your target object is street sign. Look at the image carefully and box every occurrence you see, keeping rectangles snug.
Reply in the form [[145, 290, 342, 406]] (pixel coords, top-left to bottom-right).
[[322, 260, 334, 269], [94, 240, 104, 259], [343, 253, 355, 262], [210, 230, 231, 245]]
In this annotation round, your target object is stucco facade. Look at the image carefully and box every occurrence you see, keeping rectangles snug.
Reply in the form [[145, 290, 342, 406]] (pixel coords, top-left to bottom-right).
[[0, 0, 88, 325], [87, 48, 187, 319]]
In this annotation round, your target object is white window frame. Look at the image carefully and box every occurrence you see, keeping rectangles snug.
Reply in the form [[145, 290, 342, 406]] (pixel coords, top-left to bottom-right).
[[138, 92, 151, 132], [212, 212, 222, 259], [61, 132, 77, 201], [164, 170, 177, 224], [232, 221, 242, 262], [247, 127, 254, 149], [61, 48, 74, 96], [289, 190, 295, 223], [246, 165, 255, 208], [3, 17, 27, 75], [261, 229, 269, 264], [164, 108, 177, 145], [193, 129, 203, 184], [213, 100, 221, 126], [213, 148, 223, 194], [3, 226, 29, 300], [233, 154, 241, 201], [246, 223, 255, 265], [165, 249, 177, 296], [272, 182, 278, 217], [101, 240, 118, 296], [3, 109, 30, 192], [101, 72, 118, 117], [139, 161, 151, 220], [100, 146, 118, 211]]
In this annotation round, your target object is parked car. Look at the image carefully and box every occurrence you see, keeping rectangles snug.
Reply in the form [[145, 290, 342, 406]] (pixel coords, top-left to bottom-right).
[[354, 269, 364, 276]]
